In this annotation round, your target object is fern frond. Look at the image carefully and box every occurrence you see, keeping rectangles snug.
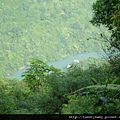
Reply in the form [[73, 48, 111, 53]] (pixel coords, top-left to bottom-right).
[[64, 84, 120, 96]]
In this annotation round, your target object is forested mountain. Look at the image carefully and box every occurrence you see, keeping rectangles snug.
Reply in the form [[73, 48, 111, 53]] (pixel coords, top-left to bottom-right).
[[0, 0, 120, 116], [0, 0, 108, 77]]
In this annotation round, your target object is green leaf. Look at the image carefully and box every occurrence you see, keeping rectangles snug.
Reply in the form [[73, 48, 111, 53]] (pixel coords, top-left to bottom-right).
[[91, 78, 99, 85], [99, 96, 107, 103]]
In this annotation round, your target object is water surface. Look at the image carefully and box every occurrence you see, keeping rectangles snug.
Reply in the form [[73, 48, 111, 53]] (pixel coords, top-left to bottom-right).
[[9, 51, 106, 80]]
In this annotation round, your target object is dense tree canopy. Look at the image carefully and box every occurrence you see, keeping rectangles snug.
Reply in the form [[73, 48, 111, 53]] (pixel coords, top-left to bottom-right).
[[0, 0, 104, 77], [91, 0, 120, 29], [91, 0, 120, 77], [0, 0, 120, 116]]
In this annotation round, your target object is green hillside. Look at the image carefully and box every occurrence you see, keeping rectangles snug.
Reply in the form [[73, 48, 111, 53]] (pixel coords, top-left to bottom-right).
[[0, 0, 107, 77], [0, 0, 119, 115]]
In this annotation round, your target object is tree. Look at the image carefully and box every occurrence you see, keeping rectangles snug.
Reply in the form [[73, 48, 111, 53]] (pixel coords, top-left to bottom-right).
[[22, 58, 61, 92], [61, 0, 120, 114], [90, 0, 120, 77]]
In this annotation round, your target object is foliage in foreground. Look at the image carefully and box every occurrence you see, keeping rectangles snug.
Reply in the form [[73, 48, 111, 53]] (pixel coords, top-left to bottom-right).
[[0, 0, 120, 114], [90, 0, 120, 77], [0, 58, 119, 114]]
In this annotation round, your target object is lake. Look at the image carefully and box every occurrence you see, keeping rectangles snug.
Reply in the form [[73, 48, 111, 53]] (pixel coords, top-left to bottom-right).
[[9, 51, 106, 80]]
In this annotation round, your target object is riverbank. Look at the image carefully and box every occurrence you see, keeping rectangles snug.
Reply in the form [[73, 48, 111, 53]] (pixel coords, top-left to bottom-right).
[[8, 51, 106, 80]]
